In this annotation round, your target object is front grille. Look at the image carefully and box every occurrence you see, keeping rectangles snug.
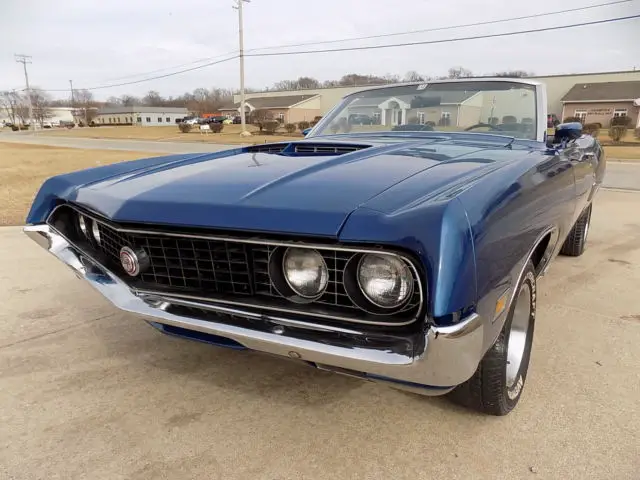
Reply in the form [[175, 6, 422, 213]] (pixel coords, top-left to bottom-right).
[[97, 224, 253, 295], [53, 205, 423, 326]]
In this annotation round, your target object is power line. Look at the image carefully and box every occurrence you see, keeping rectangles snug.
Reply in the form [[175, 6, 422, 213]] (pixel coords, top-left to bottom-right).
[[31, 0, 631, 92], [246, 14, 640, 57], [97, 51, 241, 83], [36, 55, 239, 92], [245, 0, 636, 53]]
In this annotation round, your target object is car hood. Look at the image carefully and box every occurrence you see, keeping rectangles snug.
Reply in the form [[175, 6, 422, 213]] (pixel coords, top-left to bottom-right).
[[71, 139, 528, 237]]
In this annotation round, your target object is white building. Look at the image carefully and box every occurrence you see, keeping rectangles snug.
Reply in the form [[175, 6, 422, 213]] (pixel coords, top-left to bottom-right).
[[0, 106, 75, 126], [94, 106, 189, 126]]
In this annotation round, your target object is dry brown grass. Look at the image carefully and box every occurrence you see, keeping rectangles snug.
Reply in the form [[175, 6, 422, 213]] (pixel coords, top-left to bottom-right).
[[0, 142, 162, 226], [603, 145, 640, 160], [35, 124, 302, 145]]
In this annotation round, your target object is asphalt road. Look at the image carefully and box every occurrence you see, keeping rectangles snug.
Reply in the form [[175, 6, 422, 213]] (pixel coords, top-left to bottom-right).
[[1, 189, 639, 480], [1, 133, 638, 191]]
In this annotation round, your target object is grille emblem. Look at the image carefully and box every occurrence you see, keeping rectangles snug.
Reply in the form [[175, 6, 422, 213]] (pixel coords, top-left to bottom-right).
[[119, 246, 149, 276]]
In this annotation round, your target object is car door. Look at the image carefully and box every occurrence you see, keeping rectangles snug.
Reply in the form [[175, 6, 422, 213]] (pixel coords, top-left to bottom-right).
[[562, 136, 597, 219]]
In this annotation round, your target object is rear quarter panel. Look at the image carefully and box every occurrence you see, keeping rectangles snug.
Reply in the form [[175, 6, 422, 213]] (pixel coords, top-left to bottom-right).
[[457, 148, 576, 349]]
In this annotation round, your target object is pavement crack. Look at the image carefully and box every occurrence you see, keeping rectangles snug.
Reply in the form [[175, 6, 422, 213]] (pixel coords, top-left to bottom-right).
[[0, 313, 116, 350]]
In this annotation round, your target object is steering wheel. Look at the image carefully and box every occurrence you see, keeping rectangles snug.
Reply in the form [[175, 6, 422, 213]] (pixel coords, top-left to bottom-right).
[[464, 123, 504, 132]]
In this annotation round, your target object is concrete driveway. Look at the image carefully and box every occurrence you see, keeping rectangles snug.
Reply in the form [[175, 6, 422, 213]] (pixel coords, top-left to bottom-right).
[[0, 189, 638, 479]]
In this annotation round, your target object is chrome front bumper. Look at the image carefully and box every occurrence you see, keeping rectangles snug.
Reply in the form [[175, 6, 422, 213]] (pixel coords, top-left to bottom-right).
[[24, 224, 486, 394]]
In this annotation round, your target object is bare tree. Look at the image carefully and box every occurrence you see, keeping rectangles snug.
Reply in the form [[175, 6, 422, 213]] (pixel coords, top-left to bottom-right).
[[105, 96, 121, 106], [272, 79, 299, 91], [403, 71, 426, 82], [143, 90, 164, 106], [0, 90, 22, 124], [382, 73, 401, 84], [71, 89, 97, 124], [120, 95, 139, 106], [250, 109, 274, 131], [338, 73, 387, 86], [29, 89, 52, 126], [296, 77, 320, 89], [447, 66, 473, 79]]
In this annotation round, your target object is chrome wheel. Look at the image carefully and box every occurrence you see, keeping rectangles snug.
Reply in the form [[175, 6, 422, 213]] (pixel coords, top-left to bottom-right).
[[506, 283, 531, 388]]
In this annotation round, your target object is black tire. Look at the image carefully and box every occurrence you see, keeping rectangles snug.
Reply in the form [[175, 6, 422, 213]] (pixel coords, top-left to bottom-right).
[[448, 260, 536, 416], [560, 204, 592, 256]]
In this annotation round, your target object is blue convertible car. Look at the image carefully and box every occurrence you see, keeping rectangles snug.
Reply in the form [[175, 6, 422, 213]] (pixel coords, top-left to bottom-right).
[[24, 78, 605, 415]]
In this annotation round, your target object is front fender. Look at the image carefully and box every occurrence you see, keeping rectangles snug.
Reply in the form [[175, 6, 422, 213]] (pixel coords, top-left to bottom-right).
[[338, 199, 477, 322]]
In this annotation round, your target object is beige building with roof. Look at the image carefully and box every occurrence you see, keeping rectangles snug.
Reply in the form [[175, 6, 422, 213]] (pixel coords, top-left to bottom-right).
[[232, 69, 640, 124], [561, 80, 640, 128], [219, 94, 321, 124]]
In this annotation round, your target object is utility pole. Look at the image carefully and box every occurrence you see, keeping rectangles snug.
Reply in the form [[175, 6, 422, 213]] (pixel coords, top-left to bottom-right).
[[69, 79, 77, 125], [15, 54, 34, 132], [233, 0, 251, 137]]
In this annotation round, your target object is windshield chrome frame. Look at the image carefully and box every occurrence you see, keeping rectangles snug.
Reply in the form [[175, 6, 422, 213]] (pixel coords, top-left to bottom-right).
[[306, 77, 547, 144]]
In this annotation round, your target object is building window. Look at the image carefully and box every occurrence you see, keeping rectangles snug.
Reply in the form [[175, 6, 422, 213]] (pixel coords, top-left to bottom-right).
[[101, 118, 104, 123], [117, 117, 121, 123], [277, 113, 285, 122], [439, 111, 451, 127], [146, 117, 151, 122], [137, 117, 142, 123], [109, 118, 112, 123], [372, 112, 381, 124], [417, 112, 425, 124], [574, 109, 587, 122], [166, 117, 171, 123], [158, 117, 163, 123], [613, 108, 627, 118]]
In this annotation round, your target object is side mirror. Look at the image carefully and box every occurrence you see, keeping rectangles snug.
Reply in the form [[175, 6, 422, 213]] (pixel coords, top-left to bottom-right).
[[554, 122, 582, 142], [302, 127, 311, 137]]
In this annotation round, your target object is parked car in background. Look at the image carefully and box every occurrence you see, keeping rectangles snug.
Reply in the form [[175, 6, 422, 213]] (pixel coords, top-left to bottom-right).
[[202, 116, 227, 124], [24, 78, 605, 416]]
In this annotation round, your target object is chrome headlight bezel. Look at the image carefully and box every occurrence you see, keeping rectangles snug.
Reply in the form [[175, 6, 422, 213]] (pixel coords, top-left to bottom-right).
[[356, 253, 414, 309], [276, 247, 329, 301], [78, 215, 89, 237], [91, 220, 101, 245], [282, 247, 329, 299]]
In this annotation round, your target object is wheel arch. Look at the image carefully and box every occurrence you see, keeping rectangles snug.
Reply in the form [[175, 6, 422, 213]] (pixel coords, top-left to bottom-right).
[[479, 226, 557, 356]]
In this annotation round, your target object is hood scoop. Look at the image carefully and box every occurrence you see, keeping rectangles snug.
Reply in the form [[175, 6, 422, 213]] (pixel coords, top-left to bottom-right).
[[245, 142, 371, 156]]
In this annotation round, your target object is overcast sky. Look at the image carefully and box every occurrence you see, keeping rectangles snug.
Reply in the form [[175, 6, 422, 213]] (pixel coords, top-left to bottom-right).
[[1, 0, 639, 100]]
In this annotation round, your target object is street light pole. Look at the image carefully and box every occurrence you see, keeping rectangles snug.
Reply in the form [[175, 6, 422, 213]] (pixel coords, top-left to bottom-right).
[[235, 0, 251, 136]]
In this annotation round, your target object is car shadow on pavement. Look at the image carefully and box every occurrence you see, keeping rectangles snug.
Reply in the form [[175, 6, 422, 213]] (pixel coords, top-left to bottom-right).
[[90, 314, 478, 415]]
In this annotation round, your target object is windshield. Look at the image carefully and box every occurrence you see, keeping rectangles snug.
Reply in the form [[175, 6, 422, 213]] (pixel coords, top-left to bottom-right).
[[310, 80, 538, 141]]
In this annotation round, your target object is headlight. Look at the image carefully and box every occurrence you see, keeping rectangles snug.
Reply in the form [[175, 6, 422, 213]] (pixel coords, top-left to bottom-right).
[[91, 220, 101, 244], [282, 248, 328, 298], [357, 254, 413, 308], [78, 215, 88, 237]]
